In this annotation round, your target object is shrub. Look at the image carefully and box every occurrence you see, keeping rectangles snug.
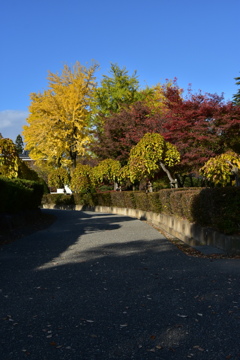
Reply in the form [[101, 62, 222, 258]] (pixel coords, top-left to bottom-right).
[[158, 189, 174, 215], [73, 193, 97, 207], [122, 191, 136, 209], [95, 192, 112, 207], [0, 138, 19, 178], [48, 168, 70, 188], [192, 187, 240, 234], [41, 187, 240, 235], [169, 191, 185, 218], [132, 192, 150, 212], [147, 193, 162, 213], [153, 178, 169, 191], [71, 164, 93, 193], [110, 192, 126, 208], [0, 177, 44, 213], [181, 190, 201, 222]]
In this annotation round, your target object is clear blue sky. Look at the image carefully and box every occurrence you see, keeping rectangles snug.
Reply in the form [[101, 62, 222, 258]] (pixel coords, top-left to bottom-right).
[[0, 0, 239, 141]]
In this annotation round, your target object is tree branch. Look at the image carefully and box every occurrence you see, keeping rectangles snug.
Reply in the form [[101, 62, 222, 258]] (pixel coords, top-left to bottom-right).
[[159, 161, 178, 188]]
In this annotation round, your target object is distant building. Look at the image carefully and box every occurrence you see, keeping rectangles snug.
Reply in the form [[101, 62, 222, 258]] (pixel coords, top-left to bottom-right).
[[19, 150, 35, 167], [19, 150, 31, 161]]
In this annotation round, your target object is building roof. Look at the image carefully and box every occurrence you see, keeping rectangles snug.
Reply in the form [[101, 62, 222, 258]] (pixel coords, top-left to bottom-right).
[[19, 150, 32, 161]]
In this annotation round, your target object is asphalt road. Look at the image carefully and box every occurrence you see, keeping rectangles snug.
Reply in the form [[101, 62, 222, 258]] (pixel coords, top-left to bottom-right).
[[0, 209, 240, 360]]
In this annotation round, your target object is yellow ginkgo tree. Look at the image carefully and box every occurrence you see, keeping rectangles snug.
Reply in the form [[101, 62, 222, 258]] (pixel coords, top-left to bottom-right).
[[23, 61, 98, 170], [200, 151, 240, 186]]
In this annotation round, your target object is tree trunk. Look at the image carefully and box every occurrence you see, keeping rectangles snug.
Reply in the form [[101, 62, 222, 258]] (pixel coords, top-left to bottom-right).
[[232, 167, 240, 187], [70, 151, 77, 169], [159, 161, 178, 188], [175, 173, 184, 187]]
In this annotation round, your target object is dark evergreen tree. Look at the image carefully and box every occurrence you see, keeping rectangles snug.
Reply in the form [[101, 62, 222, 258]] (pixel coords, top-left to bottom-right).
[[233, 76, 240, 105], [15, 134, 24, 154]]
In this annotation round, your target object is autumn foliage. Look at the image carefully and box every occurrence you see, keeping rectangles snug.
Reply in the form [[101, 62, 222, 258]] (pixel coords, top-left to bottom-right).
[[91, 81, 240, 181], [128, 133, 180, 186], [23, 61, 98, 170], [19, 62, 240, 189], [200, 151, 240, 186], [91, 102, 165, 164], [0, 138, 20, 178]]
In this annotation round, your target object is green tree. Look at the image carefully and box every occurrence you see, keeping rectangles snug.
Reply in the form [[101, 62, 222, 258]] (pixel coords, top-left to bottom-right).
[[128, 133, 180, 188], [90, 63, 142, 132], [15, 134, 24, 154], [23, 61, 98, 170], [233, 75, 240, 105]]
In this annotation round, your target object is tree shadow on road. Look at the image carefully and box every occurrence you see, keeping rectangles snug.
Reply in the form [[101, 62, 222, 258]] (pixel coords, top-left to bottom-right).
[[0, 209, 239, 360]]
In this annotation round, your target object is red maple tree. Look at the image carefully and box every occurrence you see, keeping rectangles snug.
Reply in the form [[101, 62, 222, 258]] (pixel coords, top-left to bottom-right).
[[90, 101, 165, 164], [161, 86, 240, 173], [91, 83, 240, 179]]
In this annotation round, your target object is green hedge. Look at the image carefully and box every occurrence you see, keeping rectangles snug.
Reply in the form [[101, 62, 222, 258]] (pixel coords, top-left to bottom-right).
[[42, 187, 240, 235], [95, 192, 113, 207], [122, 191, 136, 209], [0, 177, 44, 213], [192, 187, 240, 234], [110, 191, 126, 208]]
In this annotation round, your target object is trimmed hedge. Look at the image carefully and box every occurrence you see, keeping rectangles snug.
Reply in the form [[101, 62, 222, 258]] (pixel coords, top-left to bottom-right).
[[110, 191, 126, 208], [132, 191, 150, 212], [95, 192, 112, 207], [192, 187, 240, 235], [122, 191, 136, 209], [42, 187, 240, 235], [0, 177, 44, 213]]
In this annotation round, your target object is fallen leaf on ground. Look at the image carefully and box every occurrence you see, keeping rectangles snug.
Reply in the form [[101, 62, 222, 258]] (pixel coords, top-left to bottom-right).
[[193, 345, 205, 351], [50, 342, 57, 346]]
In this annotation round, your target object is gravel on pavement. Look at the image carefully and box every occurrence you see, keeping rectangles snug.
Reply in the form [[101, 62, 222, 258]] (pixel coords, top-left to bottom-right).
[[0, 208, 239, 360]]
